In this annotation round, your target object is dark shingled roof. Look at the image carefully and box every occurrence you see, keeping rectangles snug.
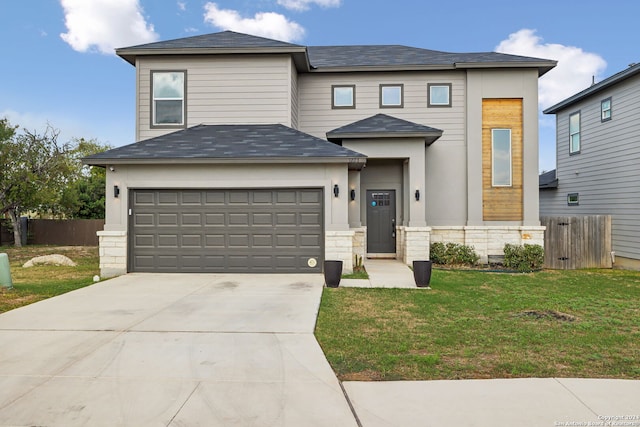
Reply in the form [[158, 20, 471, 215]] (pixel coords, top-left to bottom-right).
[[539, 169, 558, 189], [116, 31, 556, 75], [308, 45, 553, 70], [119, 30, 304, 51], [327, 114, 443, 145], [84, 124, 366, 165]]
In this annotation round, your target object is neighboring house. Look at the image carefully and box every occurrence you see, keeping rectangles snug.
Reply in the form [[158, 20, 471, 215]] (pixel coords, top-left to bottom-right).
[[84, 31, 556, 277], [541, 62, 640, 269]]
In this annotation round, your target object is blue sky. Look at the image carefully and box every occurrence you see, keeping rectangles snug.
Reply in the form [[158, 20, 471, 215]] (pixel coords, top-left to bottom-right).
[[1, 0, 638, 172]]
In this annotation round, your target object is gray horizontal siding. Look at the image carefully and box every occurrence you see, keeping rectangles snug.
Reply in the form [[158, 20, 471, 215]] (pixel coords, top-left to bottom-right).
[[137, 55, 294, 141], [297, 71, 466, 146], [541, 73, 640, 260]]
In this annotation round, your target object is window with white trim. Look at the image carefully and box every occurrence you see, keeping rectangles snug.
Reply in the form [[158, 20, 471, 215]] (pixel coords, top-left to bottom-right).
[[567, 193, 579, 206], [601, 98, 612, 122], [380, 84, 403, 108], [569, 111, 581, 154], [428, 83, 451, 107], [332, 85, 355, 109], [152, 71, 186, 126], [492, 128, 512, 187]]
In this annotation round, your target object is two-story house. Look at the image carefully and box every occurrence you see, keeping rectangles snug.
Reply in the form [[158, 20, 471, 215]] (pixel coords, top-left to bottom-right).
[[84, 31, 556, 277], [541, 62, 640, 269]]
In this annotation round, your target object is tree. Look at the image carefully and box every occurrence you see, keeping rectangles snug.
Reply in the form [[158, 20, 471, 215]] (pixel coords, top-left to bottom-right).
[[59, 138, 110, 219], [0, 118, 73, 246]]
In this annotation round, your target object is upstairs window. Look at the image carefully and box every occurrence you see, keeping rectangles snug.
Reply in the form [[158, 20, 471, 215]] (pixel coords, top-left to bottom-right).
[[567, 193, 579, 206], [380, 84, 403, 108], [428, 83, 452, 107], [569, 111, 581, 154], [601, 97, 612, 122], [152, 71, 186, 126], [332, 85, 355, 109], [492, 128, 512, 187]]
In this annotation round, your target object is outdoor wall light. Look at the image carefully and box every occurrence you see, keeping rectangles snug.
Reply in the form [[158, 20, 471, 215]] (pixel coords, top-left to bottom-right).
[[333, 184, 339, 198], [350, 189, 356, 201], [109, 165, 115, 172], [415, 189, 420, 201], [114, 185, 120, 198]]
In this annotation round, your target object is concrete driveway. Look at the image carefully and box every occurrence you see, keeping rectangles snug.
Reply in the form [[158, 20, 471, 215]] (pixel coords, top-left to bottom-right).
[[0, 274, 358, 426]]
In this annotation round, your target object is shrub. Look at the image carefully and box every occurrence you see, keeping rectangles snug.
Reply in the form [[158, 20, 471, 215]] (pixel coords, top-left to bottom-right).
[[430, 242, 479, 266], [503, 243, 544, 272]]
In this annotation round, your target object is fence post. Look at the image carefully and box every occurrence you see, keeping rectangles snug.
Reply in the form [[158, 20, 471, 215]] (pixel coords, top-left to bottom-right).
[[0, 253, 13, 289]]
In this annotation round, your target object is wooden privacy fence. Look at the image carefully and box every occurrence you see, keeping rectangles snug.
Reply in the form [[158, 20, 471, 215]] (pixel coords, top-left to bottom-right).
[[0, 219, 104, 246], [541, 215, 612, 269]]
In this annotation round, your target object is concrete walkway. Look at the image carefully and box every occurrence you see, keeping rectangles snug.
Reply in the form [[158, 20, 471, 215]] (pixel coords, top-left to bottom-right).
[[342, 258, 417, 288], [344, 378, 640, 427], [0, 274, 358, 427]]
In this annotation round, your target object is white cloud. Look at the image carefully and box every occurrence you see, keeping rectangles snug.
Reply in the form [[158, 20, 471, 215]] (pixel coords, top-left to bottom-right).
[[277, 0, 341, 11], [203, 2, 305, 42], [496, 29, 607, 109], [60, 0, 159, 55], [178, 1, 187, 11]]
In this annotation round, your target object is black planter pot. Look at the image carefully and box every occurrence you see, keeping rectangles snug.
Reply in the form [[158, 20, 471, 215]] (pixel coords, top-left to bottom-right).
[[324, 260, 343, 288], [413, 260, 433, 288]]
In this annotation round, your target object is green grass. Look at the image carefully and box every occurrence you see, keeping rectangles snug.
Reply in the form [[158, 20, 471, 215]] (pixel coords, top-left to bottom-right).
[[0, 246, 99, 313], [315, 268, 640, 381], [342, 270, 369, 279]]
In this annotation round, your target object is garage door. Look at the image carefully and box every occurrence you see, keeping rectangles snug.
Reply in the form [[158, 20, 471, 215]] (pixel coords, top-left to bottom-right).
[[129, 189, 323, 273]]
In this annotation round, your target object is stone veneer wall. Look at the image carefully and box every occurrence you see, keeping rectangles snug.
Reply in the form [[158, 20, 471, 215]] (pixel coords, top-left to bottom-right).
[[399, 226, 432, 265], [325, 230, 355, 273], [97, 230, 127, 278], [352, 227, 366, 262], [430, 226, 545, 264]]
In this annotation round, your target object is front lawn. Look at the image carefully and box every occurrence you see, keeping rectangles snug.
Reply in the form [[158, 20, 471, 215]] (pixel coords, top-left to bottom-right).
[[315, 268, 640, 380], [0, 246, 99, 313]]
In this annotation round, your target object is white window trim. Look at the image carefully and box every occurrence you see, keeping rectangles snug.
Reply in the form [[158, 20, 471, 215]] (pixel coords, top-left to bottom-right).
[[151, 70, 186, 128], [569, 111, 581, 154], [492, 128, 512, 187], [601, 97, 612, 122]]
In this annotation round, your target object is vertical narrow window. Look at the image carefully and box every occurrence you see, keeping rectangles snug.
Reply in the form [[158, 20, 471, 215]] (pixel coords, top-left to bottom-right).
[[601, 98, 612, 122], [380, 84, 403, 108], [332, 85, 355, 109], [567, 193, 579, 206], [569, 111, 581, 154], [152, 71, 186, 126], [492, 128, 512, 187], [428, 83, 452, 107]]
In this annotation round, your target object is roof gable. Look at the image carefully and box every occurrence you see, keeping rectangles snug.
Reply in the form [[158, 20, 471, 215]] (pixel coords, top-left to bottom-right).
[[84, 124, 366, 166], [326, 114, 443, 145]]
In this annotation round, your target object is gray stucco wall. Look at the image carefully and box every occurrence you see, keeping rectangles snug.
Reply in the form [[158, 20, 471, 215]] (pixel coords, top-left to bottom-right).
[[466, 68, 541, 226]]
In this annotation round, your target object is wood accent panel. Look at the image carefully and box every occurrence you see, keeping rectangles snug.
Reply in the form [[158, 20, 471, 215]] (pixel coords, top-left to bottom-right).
[[482, 99, 523, 221]]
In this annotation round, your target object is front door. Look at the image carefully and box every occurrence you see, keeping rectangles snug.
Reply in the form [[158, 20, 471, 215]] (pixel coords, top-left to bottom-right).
[[366, 190, 396, 253]]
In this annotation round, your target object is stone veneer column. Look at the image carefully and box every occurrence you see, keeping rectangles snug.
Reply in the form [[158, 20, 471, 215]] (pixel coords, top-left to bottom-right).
[[97, 230, 127, 278], [325, 230, 355, 273], [351, 227, 366, 262], [402, 226, 431, 265]]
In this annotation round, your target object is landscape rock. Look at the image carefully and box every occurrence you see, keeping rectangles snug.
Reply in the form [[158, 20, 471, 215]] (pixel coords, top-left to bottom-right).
[[23, 254, 77, 268]]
